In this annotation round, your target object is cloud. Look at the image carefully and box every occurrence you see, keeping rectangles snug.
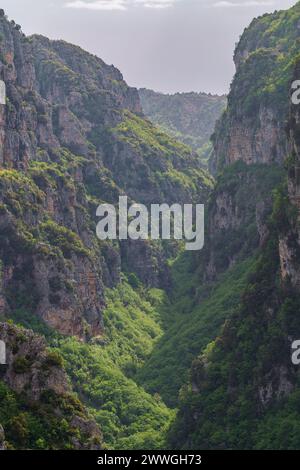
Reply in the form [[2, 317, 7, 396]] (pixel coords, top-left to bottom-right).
[[212, 0, 274, 7], [64, 0, 276, 12], [64, 0, 177, 11], [135, 0, 176, 8], [64, 1, 127, 11]]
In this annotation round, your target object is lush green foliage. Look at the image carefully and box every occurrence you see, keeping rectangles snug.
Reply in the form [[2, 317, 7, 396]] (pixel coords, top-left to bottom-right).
[[0, 380, 94, 449], [139, 89, 226, 166], [169, 193, 300, 449], [136, 253, 257, 407], [54, 279, 174, 450]]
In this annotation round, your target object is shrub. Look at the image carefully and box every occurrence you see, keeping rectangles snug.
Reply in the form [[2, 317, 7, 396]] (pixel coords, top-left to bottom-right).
[[44, 351, 64, 369], [13, 357, 31, 374]]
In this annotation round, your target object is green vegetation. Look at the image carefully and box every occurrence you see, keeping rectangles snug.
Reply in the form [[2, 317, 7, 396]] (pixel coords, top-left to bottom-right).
[[0, 380, 97, 449], [112, 110, 214, 204], [40, 220, 90, 259], [139, 89, 226, 167], [53, 279, 174, 449], [169, 190, 300, 449], [57, 337, 174, 450], [114, 111, 192, 157], [136, 253, 257, 407], [233, 2, 300, 115]]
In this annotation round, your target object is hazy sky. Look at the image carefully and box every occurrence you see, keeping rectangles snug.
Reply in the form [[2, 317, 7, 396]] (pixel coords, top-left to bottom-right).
[[0, 0, 297, 94]]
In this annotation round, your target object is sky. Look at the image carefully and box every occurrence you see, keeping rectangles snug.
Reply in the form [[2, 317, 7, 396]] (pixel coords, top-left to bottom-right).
[[0, 0, 297, 94]]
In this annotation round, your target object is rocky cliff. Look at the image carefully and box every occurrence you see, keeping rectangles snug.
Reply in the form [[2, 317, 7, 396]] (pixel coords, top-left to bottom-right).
[[0, 322, 102, 449], [202, 3, 300, 280], [210, 3, 300, 174], [280, 59, 300, 288], [0, 12, 213, 339], [169, 5, 300, 449]]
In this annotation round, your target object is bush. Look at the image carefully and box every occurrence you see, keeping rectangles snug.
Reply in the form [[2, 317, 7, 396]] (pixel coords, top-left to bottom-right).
[[13, 357, 31, 374], [44, 351, 64, 368]]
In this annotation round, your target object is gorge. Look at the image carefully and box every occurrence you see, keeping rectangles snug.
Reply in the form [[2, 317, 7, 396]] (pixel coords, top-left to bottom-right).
[[0, 1, 300, 451]]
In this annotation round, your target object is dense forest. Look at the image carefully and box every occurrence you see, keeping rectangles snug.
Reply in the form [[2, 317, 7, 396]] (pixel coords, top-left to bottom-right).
[[139, 89, 226, 167]]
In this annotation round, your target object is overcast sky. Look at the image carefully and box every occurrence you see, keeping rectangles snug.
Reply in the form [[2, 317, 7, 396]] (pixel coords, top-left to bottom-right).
[[0, 0, 297, 94]]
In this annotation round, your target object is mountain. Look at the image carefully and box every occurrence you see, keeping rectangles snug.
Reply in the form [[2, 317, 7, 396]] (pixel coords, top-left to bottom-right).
[[169, 2, 300, 449], [0, 13, 213, 338], [210, 3, 300, 173], [0, 10, 213, 449], [139, 89, 226, 166]]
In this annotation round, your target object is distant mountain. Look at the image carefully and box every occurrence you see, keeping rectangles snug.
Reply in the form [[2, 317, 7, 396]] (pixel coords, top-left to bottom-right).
[[139, 89, 226, 166]]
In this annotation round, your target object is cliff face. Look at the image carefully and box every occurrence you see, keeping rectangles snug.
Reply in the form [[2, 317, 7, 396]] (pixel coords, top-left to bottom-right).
[[0, 14, 213, 338], [203, 161, 283, 280], [210, 3, 300, 174], [170, 3, 300, 449], [201, 3, 300, 281], [279, 59, 300, 288], [0, 322, 102, 449], [169, 31, 300, 452]]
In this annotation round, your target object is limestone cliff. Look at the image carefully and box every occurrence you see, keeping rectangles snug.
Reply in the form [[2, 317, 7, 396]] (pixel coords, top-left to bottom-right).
[[210, 3, 300, 174], [202, 3, 300, 280], [279, 59, 300, 288], [169, 49, 300, 450]]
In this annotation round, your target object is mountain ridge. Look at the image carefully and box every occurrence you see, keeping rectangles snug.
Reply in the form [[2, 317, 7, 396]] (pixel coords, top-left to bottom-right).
[[139, 88, 226, 167]]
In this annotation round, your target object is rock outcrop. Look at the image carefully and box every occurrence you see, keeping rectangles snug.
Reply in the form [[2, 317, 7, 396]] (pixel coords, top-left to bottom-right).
[[279, 59, 300, 288], [210, 3, 300, 174], [0, 322, 103, 449]]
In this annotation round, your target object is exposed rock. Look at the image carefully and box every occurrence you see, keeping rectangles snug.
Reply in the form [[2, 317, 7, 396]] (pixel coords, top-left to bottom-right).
[[0, 321, 103, 449], [0, 14, 213, 338], [0, 424, 5, 450], [258, 366, 294, 407], [209, 6, 300, 174], [203, 163, 283, 280]]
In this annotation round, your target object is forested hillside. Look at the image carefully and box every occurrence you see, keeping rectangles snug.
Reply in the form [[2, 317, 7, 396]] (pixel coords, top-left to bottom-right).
[[139, 89, 226, 167]]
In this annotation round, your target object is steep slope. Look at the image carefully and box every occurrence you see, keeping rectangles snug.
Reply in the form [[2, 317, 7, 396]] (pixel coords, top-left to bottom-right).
[[139, 89, 226, 166], [0, 12, 213, 338], [210, 2, 300, 174], [136, 161, 283, 407], [0, 424, 5, 450], [169, 4, 300, 450], [0, 322, 102, 449], [0, 10, 214, 449]]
